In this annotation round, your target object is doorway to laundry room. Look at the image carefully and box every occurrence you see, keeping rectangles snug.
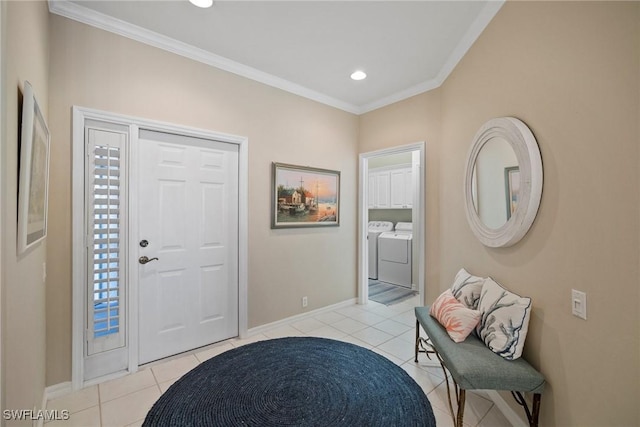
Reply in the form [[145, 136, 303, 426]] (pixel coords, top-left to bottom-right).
[[358, 142, 425, 307]]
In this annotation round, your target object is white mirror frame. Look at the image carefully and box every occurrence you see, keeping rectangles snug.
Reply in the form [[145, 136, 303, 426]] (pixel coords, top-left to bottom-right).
[[464, 117, 543, 247]]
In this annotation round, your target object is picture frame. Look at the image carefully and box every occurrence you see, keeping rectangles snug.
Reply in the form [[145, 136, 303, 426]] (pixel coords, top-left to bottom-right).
[[18, 81, 50, 254], [271, 162, 340, 229], [504, 166, 520, 220]]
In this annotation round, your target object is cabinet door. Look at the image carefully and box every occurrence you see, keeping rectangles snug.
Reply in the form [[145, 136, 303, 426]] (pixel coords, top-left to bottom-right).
[[368, 174, 376, 209], [390, 169, 406, 208], [390, 168, 412, 208], [374, 171, 390, 208], [404, 169, 413, 209]]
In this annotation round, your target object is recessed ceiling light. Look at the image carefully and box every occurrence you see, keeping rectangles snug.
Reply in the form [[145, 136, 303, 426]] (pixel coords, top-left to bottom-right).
[[350, 70, 367, 81], [189, 0, 213, 8]]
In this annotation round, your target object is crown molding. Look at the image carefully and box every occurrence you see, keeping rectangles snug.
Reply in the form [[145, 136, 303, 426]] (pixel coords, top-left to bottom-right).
[[48, 0, 361, 114], [359, 78, 442, 115], [435, 0, 505, 87], [48, 0, 503, 116], [358, 0, 504, 115]]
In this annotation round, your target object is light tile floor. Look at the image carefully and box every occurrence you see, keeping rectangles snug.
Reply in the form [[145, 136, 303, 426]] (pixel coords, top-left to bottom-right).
[[46, 296, 513, 427]]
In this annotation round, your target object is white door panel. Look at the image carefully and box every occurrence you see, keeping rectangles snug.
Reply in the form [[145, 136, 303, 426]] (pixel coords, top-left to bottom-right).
[[138, 133, 238, 364]]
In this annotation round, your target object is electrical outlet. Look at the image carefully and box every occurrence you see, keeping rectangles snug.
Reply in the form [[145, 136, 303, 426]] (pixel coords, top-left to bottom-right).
[[571, 289, 587, 320], [302, 296, 308, 308]]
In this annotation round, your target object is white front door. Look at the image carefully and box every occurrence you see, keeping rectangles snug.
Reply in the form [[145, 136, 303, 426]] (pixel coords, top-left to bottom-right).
[[137, 130, 239, 364]]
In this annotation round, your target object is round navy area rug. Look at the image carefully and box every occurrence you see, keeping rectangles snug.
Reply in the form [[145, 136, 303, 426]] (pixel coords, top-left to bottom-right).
[[143, 337, 435, 426]]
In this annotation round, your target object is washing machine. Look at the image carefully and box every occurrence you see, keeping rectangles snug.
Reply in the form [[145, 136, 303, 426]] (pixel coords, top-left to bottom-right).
[[368, 221, 394, 279], [378, 222, 413, 288]]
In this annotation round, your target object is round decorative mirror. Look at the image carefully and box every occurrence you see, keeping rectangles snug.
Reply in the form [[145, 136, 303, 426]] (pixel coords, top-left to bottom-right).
[[464, 117, 543, 247]]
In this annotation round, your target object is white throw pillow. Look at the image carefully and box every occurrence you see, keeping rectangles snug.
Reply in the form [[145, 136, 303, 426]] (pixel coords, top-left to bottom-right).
[[476, 278, 532, 360], [450, 268, 485, 310]]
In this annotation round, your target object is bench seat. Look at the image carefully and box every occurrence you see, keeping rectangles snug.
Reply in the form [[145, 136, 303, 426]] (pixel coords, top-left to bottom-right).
[[415, 306, 545, 426]]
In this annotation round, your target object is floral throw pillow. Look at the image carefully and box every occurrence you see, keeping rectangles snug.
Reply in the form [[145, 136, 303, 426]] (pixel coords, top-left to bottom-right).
[[450, 268, 485, 310], [430, 289, 481, 343], [476, 278, 532, 360]]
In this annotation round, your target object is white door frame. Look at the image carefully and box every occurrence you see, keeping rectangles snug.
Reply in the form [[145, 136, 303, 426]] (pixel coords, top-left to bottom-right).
[[358, 142, 426, 304], [72, 106, 249, 389], [0, 0, 5, 410]]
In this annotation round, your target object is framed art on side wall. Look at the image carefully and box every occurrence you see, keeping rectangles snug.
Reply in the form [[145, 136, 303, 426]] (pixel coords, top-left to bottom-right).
[[18, 81, 50, 254], [271, 162, 340, 229]]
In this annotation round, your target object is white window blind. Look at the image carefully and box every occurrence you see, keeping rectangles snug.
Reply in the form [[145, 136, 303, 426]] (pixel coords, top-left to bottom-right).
[[86, 129, 127, 356]]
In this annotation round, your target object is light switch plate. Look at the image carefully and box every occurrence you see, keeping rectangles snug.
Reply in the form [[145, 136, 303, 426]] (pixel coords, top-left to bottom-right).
[[571, 289, 587, 320]]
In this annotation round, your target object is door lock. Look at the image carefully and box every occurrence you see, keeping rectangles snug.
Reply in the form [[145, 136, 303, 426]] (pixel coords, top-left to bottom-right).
[[139, 256, 159, 265], [139, 240, 149, 248]]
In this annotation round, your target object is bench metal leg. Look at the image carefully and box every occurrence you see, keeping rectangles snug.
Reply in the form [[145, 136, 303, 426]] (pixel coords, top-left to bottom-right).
[[531, 393, 541, 427], [456, 389, 466, 427], [512, 391, 542, 427], [415, 319, 436, 363], [529, 393, 541, 427], [414, 320, 419, 362], [414, 323, 460, 426]]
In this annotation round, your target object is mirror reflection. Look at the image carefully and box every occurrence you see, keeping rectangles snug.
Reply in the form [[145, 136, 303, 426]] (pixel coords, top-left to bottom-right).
[[472, 137, 519, 229]]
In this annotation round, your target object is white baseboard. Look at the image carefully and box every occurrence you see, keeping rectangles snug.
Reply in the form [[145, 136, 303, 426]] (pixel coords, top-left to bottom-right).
[[247, 298, 357, 336], [485, 390, 528, 427], [36, 389, 46, 427], [44, 382, 73, 401], [35, 382, 72, 427]]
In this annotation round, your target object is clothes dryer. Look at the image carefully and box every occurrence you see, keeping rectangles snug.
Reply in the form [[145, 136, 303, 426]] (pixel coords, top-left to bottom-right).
[[378, 222, 413, 288]]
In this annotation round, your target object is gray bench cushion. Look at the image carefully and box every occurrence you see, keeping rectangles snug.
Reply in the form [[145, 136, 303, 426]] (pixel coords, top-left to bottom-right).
[[415, 306, 545, 394]]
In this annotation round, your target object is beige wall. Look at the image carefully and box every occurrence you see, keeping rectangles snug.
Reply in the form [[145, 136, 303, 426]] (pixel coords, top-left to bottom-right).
[[45, 15, 358, 386], [360, 2, 640, 425], [2, 0, 50, 419], [5, 2, 639, 425], [359, 89, 442, 303]]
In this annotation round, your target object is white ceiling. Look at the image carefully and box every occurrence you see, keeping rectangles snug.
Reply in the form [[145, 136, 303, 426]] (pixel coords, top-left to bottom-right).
[[50, 0, 504, 114]]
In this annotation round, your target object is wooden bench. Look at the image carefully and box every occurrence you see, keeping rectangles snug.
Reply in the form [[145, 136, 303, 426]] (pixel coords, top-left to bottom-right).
[[414, 306, 545, 427]]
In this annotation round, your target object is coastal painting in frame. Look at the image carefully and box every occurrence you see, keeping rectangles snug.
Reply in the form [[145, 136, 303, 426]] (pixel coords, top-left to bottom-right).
[[18, 81, 50, 254], [272, 163, 340, 229]]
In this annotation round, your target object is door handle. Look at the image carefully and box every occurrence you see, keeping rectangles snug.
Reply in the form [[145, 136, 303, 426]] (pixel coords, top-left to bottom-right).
[[139, 256, 159, 265]]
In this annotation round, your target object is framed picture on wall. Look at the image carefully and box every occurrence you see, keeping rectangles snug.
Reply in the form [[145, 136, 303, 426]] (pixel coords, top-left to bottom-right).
[[271, 162, 340, 229], [504, 166, 520, 220], [18, 81, 51, 254]]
